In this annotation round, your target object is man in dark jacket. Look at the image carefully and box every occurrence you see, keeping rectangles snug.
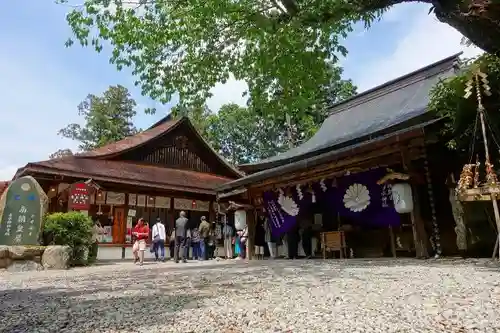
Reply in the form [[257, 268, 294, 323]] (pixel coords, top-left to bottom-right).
[[174, 211, 189, 263]]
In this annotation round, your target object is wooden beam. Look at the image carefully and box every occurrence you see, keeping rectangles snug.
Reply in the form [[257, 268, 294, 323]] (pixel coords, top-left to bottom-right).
[[249, 139, 425, 192]]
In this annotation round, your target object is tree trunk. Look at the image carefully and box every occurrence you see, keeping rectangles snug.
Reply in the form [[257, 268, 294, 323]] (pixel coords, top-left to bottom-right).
[[290, 0, 500, 55], [433, 0, 500, 55]]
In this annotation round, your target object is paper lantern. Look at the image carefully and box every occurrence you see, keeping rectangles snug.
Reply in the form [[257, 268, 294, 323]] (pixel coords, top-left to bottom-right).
[[234, 210, 247, 230], [391, 183, 414, 213]]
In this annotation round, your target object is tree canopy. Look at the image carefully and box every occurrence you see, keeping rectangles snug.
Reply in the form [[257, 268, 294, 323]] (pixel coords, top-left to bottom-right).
[[58, 85, 139, 151], [429, 54, 500, 157], [49, 148, 74, 159], [61, 0, 365, 115]]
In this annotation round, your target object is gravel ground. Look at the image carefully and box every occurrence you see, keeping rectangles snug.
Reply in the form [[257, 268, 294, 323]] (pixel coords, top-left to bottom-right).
[[1, 258, 500, 333]]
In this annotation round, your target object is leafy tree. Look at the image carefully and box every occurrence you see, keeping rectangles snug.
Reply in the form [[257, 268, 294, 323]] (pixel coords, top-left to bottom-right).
[[59, 85, 139, 151], [49, 148, 74, 159], [429, 54, 500, 157], [170, 104, 213, 138], [61, 0, 365, 116]]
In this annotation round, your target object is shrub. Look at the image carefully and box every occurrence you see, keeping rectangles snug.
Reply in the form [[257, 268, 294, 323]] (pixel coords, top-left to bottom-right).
[[42, 212, 93, 266]]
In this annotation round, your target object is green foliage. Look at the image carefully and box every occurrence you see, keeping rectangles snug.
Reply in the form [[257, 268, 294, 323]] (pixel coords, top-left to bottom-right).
[[61, 0, 369, 115], [42, 212, 93, 265], [428, 54, 500, 154], [49, 148, 74, 159], [170, 104, 214, 138], [58, 85, 139, 151]]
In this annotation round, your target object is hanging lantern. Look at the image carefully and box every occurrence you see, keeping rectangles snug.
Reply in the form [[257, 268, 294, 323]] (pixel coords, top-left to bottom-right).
[[234, 210, 247, 230], [192, 200, 197, 209], [391, 183, 414, 213]]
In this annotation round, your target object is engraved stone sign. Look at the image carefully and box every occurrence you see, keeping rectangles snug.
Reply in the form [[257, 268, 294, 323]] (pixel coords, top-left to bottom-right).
[[0, 176, 48, 245]]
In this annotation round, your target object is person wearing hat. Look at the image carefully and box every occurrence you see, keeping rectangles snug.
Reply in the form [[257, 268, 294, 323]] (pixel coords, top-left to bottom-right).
[[198, 216, 211, 260], [132, 218, 150, 266]]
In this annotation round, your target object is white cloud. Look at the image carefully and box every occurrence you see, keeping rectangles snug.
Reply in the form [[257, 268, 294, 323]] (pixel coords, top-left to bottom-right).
[[355, 5, 483, 91], [206, 76, 248, 111]]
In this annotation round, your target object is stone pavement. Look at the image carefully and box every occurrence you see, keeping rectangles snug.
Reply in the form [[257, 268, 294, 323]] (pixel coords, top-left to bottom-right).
[[1, 258, 500, 333]]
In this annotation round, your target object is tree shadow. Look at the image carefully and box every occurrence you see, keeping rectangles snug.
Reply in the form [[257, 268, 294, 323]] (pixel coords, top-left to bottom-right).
[[0, 286, 207, 333]]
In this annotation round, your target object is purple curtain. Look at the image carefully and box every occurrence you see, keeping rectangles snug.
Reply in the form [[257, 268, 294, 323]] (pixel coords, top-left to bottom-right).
[[329, 168, 400, 227], [263, 168, 400, 236], [263, 191, 298, 237]]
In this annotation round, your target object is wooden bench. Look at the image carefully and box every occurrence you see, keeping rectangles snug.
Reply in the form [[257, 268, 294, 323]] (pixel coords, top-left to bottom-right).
[[320, 231, 347, 259]]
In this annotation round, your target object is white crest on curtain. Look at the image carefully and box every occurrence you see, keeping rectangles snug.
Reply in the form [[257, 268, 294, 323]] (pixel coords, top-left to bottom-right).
[[343, 183, 370, 212], [278, 193, 300, 216]]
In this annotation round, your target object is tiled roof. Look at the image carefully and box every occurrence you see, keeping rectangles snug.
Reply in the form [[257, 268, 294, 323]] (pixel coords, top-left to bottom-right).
[[0, 181, 9, 197], [24, 158, 232, 194], [240, 53, 460, 171], [78, 118, 180, 158]]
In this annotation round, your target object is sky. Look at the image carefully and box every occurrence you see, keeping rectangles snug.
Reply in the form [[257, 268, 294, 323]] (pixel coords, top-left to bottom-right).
[[0, 1, 482, 180]]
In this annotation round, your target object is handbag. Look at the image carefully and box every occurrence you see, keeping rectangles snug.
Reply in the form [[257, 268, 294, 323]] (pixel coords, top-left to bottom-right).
[[152, 225, 161, 243]]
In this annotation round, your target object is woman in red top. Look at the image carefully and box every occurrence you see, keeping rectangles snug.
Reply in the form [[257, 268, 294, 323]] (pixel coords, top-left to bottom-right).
[[132, 218, 150, 266]]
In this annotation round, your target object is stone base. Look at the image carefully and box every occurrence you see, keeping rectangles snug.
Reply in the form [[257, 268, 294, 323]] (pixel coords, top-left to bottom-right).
[[0, 245, 71, 271]]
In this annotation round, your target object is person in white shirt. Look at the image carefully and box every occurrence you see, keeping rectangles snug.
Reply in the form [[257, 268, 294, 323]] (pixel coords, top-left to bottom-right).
[[152, 217, 167, 262]]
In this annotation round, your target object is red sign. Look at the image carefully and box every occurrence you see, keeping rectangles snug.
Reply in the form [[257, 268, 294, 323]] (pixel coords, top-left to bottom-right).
[[68, 182, 91, 211]]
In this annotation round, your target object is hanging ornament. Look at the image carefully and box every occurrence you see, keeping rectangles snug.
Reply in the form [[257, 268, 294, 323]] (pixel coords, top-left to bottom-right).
[[331, 178, 337, 188], [296, 184, 304, 200], [320, 179, 327, 192]]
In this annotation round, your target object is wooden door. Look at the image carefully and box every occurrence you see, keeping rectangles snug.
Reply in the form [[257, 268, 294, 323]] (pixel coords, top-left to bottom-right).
[[113, 207, 126, 244]]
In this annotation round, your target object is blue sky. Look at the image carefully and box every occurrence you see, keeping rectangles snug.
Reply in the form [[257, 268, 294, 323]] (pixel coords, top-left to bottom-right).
[[0, 1, 480, 179]]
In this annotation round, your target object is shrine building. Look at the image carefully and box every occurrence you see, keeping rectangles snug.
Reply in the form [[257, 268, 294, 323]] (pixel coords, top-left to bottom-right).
[[9, 116, 243, 251]]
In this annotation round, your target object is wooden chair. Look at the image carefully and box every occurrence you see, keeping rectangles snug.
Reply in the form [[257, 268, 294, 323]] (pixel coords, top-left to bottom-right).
[[321, 231, 347, 259]]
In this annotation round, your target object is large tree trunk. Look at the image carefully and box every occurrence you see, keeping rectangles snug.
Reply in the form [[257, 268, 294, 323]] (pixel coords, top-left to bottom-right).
[[288, 0, 500, 55], [433, 0, 500, 55]]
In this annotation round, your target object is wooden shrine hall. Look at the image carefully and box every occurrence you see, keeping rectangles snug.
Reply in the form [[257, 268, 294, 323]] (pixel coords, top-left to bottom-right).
[[217, 54, 464, 260], [11, 116, 243, 247]]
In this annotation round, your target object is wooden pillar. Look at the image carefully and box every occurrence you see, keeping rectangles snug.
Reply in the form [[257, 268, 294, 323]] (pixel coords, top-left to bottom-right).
[[209, 201, 215, 222], [246, 208, 256, 260], [388, 226, 397, 258], [401, 147, 430, 259]]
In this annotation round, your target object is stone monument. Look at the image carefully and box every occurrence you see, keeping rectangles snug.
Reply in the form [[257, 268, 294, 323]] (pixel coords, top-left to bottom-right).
[[0, 176, 48, 245]]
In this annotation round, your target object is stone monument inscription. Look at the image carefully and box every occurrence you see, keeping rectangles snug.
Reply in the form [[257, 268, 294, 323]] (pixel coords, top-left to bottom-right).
[[0, 176, 48, 245]]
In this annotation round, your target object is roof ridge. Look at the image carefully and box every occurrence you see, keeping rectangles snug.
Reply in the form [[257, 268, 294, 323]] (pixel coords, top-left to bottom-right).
[[77, 117, 182, 158], [328, 53, 461, 115]]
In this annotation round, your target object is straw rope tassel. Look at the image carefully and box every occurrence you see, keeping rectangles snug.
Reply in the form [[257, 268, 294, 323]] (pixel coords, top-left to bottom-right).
[[422, 146, 441, 257]]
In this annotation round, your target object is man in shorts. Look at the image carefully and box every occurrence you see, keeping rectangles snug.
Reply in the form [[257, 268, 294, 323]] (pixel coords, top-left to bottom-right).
[[132, 218, 150, 266]]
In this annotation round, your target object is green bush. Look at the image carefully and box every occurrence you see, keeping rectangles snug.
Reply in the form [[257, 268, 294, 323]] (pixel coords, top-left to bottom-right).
[[42, 212, 93, 266]]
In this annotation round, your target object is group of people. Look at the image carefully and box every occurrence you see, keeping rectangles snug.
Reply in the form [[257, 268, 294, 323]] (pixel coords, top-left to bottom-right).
[[131, 211, 218, 265], [130, 211, 316, 265]]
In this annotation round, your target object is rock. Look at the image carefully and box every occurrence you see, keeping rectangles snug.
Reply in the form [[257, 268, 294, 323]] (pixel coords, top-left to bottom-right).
[[9, 245, 45, 260], [6, 260, 43, 272], [0, 245, 10, 259], [0, 257, 12, 268], [42, 245, 71, 270]]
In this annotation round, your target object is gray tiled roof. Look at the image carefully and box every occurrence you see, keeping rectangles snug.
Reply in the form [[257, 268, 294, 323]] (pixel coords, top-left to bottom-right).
[[243, 54, 460, 169]]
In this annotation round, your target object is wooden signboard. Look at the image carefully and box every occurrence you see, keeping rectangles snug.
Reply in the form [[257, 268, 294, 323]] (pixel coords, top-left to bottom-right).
[[68, 182, 91, 211], [0, 176, 48, 245]]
